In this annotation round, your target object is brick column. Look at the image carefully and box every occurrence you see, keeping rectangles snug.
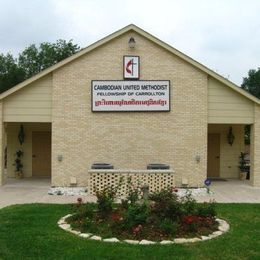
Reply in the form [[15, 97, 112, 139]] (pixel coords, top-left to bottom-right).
[[250, 104, 260, 187]]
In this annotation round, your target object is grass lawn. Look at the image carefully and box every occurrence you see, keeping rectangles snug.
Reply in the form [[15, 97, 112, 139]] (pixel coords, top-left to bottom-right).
[[0, 203, 259, 260]]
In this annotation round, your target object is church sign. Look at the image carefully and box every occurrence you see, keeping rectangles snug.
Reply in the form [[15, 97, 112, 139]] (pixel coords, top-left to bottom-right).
[[91, 80, 170, 112]]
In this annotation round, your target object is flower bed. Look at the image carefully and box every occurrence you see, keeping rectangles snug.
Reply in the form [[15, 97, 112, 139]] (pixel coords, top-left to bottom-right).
[[58, 215, 229, 244], [62, 183, 229, 244]]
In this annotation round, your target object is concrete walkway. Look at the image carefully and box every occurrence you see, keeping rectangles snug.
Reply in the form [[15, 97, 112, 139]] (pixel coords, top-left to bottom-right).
[[195, 179, 260, 203], [0, 178, 96, 209], [0, 178, 259, 209]]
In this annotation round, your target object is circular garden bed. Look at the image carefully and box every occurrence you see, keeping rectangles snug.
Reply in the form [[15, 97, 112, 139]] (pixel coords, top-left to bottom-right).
[[59, 184, 230, 244]]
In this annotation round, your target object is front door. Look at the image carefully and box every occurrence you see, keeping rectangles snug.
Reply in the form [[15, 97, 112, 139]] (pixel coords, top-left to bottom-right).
[[32, 132, 51, 176], [207, 133, 220, 177]]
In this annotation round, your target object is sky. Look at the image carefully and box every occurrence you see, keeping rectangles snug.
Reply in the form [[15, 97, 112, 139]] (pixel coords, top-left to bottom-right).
[[0, 0, 259, 85]]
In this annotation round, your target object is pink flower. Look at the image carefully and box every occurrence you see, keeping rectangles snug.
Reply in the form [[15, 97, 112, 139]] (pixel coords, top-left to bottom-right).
[[132, 224, 143, 235]]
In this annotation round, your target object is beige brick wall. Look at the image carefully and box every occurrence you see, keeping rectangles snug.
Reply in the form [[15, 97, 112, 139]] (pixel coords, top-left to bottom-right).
[[51, 31, 208, 187], [250, 104, 260, 186]]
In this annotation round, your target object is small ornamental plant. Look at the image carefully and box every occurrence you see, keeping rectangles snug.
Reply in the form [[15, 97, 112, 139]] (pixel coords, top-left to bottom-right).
[[13, 150, 23, 178], [94, 177, 123, 219], [67, 184, 218, 241]]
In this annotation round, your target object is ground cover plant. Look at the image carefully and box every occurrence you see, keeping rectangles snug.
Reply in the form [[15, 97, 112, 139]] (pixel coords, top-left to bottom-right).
[[0, 203, 260, 259], [67, 182, 218, 241]]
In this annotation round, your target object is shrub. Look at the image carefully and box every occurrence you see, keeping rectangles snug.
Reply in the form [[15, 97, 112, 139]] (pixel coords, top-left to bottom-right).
[[149, 188, 181, 221], [120, 199, 129, 210], [82, 203, 96, 218], [95, 186, 117, 218], [95, 178, 123, 218], [125, 203, 149, 227], [159, 219, 177, 236], [197, 201, 216, 217], [82, 217, 95, 232], [69, 202, 96, 224], [127, 187, 140, 205], [126, 177, 141, 204], [121, 177, 141, 210], [179, 191, 198, 216]]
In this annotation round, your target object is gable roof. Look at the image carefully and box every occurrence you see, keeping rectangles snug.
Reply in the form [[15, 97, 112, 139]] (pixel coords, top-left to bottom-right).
[[1, 24, 259, 104]]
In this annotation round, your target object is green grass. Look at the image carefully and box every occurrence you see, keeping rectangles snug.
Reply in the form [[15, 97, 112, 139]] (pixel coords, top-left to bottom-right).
[[0, 204, 259, 260]]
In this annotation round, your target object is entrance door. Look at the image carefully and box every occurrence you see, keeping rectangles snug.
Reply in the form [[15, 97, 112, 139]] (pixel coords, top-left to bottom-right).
[[32, 132, 51, 176], [207, 134, 220, 177]]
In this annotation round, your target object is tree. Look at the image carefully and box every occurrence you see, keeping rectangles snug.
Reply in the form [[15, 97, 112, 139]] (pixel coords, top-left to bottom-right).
[[0, 53, 25, 93], [0, 39, 80, 93], [241, 68, 260, 99], [241, 68, 260, 145], [18, 39, 80, 79]]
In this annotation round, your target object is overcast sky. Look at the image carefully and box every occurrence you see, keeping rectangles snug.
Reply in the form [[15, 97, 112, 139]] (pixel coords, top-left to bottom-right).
[[0, 0, 259, 85]]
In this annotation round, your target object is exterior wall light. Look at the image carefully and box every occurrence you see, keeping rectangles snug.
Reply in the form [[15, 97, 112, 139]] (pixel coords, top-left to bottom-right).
[[195, 155, 201, 163], [128, 37, 136, 49], [18, 124, 25, 145], [227, 127, 235, 146]]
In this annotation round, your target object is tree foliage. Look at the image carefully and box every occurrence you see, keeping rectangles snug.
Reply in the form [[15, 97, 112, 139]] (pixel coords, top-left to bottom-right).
[[241, 68, 260, 99], [0, 53, 25, 93], [241, 68, 260, 145], [0, 40, 80, 93], [18, 40, 80, 78]]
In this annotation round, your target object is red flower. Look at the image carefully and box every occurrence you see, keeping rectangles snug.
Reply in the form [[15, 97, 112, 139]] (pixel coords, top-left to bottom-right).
[[183, 215, 198, 225], [171, 187, 178, 193], [111, 212, 121, 221]]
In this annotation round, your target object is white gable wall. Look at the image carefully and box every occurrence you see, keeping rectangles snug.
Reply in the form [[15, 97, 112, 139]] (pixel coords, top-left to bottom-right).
[[208, 77, 254, 124], [3, 74, 52, 122]]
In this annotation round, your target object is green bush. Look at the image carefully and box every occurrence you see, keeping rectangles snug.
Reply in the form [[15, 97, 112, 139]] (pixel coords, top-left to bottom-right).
[[121, 177, 141, 210], [127, 188, 140, 205], [95, 180, 123, 218], [149, 188, 181, 221], [68, 203, 97, 231], [179, 191, 198, 216], [96, 186, 116, 218], [197, 201, 216, 217], [125, 203, 149, 227], [159, 219, 177, 236], [82, 217, 96, 232]]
